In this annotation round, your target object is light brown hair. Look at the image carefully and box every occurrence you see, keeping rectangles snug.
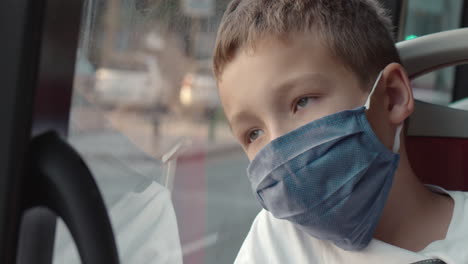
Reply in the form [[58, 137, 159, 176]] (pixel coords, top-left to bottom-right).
[[213, 0, 401, 87]]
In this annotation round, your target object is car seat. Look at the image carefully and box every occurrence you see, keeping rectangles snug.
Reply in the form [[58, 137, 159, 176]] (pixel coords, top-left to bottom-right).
[[397, 28, 468, 191]]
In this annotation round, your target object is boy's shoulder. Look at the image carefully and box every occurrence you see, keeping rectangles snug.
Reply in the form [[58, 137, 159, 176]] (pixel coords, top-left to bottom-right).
[[416, 187, 468, 262], [437, 187, 468, 233]]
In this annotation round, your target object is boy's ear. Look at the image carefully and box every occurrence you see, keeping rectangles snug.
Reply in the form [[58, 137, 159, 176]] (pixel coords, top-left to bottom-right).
[[381, 63, 414, 125]]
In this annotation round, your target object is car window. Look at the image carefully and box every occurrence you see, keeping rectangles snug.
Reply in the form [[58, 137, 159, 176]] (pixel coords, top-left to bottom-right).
[[400, 0, 464, 105], [53, 0, 259, 263], [52, 1, 468, 263]]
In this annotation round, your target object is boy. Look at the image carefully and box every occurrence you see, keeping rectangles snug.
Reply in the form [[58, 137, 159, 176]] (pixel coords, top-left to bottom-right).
[[213, 0, 468, 263]]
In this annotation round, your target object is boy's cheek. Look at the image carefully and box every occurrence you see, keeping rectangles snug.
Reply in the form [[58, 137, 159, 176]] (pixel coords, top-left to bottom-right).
[[245, 146, 260, 161]]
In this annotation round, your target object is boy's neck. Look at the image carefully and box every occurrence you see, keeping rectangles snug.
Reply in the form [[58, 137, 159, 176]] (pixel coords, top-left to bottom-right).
[[373, 148, 454, 252]]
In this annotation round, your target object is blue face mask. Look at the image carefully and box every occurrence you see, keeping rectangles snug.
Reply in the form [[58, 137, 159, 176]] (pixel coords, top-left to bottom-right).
[[247, 72, 403, 251]]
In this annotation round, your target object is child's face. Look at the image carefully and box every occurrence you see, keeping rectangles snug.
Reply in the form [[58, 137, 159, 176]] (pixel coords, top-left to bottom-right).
[[218, 34, 373, 160]]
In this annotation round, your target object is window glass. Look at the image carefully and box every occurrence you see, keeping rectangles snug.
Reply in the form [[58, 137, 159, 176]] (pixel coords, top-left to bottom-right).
[[401, 0, 464, 105], [52, 1, 468, 263], [53, 0, 260, 263]]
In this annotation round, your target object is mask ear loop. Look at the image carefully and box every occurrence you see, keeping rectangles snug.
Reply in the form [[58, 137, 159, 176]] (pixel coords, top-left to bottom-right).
[[364, 71, 403, 153], [392, 124, 403, 153], [364, 71, 384, 110]]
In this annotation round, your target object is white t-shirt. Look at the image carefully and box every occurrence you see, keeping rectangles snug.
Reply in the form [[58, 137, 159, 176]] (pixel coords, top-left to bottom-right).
[[235, 187, 468, 264]]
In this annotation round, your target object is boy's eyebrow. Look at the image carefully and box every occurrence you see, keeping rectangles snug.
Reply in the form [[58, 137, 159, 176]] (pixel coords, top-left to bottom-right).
[[229, 110, 252, 132], [272, 73, 329, 97]]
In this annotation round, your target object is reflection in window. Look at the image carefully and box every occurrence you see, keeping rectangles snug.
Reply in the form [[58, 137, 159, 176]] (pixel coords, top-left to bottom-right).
[[58, 0, 260, 264]]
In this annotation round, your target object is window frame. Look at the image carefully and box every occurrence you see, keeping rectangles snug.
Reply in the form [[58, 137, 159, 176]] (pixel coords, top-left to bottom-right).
[[453, 0, 468, 102]]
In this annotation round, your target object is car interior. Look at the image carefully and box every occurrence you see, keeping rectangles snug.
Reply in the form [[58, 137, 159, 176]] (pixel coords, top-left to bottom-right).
[[1, 1, 467, 263], [400, 28, 468, 191]]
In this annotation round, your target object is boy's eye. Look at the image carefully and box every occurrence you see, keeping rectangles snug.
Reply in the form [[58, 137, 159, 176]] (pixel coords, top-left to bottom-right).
[[247, 129, 264, 144], [293, 96, 317, 112]]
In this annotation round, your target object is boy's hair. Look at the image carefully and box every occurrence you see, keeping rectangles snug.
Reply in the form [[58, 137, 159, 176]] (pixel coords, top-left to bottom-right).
[[213, 0, 402, 87]]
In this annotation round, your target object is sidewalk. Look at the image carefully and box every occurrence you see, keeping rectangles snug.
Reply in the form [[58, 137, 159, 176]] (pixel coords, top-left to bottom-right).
[[71, 105, 242, 161]]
